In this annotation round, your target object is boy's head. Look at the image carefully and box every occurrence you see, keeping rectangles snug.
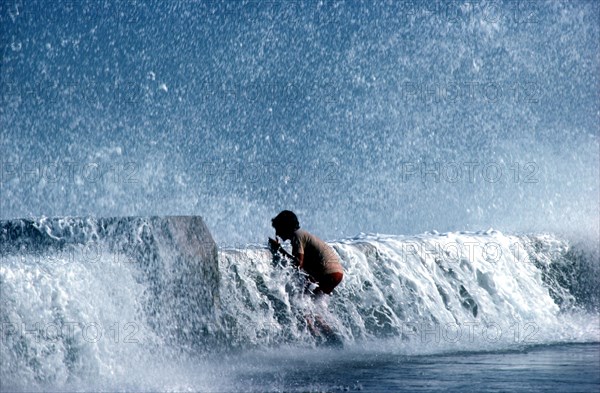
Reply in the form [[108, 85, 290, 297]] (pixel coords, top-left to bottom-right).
[[271, 210, 300, 239]]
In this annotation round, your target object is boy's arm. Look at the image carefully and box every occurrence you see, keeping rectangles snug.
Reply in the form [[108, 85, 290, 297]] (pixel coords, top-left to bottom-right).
[[291, 235, 304, 269], [294, 252, 304, 269], [279, 246, 303, 268], [269, 237, 302, 267]]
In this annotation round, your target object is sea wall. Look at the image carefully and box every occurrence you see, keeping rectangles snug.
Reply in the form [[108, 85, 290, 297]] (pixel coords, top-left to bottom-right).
[[0, 216, 219, 349]]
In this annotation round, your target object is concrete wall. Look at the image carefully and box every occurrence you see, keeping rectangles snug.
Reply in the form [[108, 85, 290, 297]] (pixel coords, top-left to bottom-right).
[[0, 216, 220, 349]]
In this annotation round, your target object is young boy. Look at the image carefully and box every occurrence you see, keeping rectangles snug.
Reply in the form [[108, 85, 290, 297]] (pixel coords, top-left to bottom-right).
[[269, 210, 344, 295]]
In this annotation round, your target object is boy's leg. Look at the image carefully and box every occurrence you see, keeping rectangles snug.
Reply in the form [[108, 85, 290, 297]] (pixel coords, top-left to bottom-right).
[[317, 272, 344, 295]]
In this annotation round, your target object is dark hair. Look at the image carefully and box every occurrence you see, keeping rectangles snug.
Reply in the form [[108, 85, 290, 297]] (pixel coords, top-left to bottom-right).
[[271, 210, 300, 232]]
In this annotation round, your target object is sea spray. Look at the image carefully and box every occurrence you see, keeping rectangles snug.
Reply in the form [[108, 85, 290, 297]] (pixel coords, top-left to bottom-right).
[[2, 221, 598, 390]]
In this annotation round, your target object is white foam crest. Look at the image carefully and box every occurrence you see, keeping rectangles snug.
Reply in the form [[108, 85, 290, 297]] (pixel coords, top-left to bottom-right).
[[0, 249, 165, 389], [216, 231, 599, 352], [2, 230, 597, 390]]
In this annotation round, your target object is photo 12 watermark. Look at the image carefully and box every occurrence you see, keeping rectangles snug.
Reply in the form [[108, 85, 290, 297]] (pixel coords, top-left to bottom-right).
[[398, 1, 541, 26], [401, 81, 542, 104], [1, 160, 139, 185], [396, 238, 560, 269], [398, 161, 539, 184], [401, 321, 539, 344], [1, 321, 141, 344], [198, 160, 341, 186]]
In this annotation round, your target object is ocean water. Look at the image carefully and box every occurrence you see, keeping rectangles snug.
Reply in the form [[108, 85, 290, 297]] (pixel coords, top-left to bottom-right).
[[11, 343, 597, 392], [1, 220, 599, 391], [223, 343, 600, 393], [1, 0, 599, 391]]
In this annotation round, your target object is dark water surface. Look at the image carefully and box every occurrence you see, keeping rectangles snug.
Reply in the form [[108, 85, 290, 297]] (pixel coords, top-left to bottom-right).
[[222, 343, 600, 392]]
